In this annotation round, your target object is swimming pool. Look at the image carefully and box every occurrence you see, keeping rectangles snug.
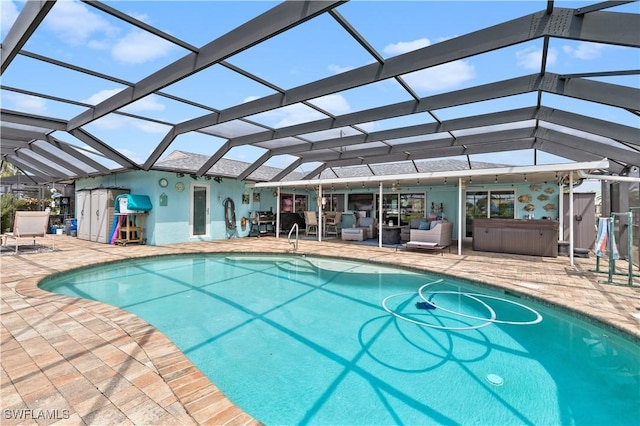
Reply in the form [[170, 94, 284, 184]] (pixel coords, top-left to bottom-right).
[[40, 253, 640, 425]]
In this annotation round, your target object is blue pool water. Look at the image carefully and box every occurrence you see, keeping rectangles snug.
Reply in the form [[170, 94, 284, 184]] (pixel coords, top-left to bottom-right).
[[40, 254, 640, 425]]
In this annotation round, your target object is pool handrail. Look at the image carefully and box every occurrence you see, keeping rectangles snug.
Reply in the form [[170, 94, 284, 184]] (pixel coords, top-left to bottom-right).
[[288, 223, 299, 251]]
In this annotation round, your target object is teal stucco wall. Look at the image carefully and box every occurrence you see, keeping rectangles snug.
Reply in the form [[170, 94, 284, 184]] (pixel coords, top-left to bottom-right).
[[75, 172, 560, 246]]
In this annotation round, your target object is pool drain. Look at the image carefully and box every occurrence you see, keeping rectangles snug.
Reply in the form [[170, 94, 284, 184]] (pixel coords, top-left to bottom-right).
[[486, 374, 504, 386]]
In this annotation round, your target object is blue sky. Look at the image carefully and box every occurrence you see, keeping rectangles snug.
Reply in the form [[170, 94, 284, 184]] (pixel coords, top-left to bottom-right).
[[1, 0, 638, 192]]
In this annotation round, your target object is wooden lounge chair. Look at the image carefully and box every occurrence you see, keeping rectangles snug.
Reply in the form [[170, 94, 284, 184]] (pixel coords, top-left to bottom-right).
[[2, 211, 54, 253]]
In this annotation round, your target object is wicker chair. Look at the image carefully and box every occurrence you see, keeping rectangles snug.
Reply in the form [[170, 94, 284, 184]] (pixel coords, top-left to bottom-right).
[[303, 211, 318, 236], [325, 212, 342, 236]]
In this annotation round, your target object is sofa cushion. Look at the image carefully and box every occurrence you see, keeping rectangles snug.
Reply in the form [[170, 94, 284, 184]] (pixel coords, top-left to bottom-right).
[[430, 220, 442, 230], [359, 217, 374, 227], [418, 221, 430, 230], [409, 218, 423, 229]]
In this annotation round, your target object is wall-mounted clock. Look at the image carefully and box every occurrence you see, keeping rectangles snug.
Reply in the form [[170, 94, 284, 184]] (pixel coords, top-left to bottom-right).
[[158, 178, 169, 188]]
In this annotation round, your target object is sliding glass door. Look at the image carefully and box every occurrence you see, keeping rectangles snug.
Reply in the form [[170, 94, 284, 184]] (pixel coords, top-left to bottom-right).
[[377, 192, 426, 226]]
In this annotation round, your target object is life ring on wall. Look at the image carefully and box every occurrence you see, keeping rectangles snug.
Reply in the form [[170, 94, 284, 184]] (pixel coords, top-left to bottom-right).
[[223, 197, 237, 229]]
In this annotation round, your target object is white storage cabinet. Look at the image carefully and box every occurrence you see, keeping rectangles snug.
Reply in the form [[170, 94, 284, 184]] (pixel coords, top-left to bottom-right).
[[76, 188, 129, 243]]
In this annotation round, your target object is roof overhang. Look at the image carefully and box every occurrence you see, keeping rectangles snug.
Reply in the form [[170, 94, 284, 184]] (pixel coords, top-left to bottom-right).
[[251, 159, 612, 190]]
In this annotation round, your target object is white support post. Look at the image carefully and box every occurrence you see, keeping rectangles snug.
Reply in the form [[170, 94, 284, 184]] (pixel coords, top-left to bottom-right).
[[378, 182, 383, 248], [558, 181, 564, 241], [458, 177, 463, 255], [276, 187, 281, 238], [318, 185, 323, 242], [569, 173, 574, 267]]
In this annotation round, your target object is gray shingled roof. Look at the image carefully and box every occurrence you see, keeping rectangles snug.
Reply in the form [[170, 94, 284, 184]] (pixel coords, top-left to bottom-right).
[[157, 150, 506, 182], [154, 151, 302, 181]]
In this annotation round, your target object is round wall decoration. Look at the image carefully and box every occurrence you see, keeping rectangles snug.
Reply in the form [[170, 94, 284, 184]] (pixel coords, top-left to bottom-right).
[[175, 182, 185, 192], [158, 178, 169, 188]]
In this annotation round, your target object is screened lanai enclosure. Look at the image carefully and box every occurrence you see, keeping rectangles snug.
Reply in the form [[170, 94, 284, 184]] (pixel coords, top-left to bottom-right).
[[2, 0, 638, 180], [1, 0, 639, 261]]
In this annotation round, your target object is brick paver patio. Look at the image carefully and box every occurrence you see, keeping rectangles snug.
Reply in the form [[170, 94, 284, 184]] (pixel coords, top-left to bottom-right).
[[2, 235, 638, 424]]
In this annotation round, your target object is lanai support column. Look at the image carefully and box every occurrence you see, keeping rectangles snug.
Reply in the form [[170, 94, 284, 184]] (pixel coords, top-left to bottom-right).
[[569, 173, 575, 267], [276, 187, 281, 239], [458, 177, 463, 255], [379, 182, 383, 248], [558, 182, 564, 241], [318, 185, 323, 242]]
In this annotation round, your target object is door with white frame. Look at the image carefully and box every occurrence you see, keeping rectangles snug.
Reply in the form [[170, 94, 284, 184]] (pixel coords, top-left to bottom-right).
[[190, 183, 210, 237]]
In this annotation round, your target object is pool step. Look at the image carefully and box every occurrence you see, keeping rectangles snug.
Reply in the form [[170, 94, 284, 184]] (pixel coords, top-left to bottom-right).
[[225, 255, 319, 274], [274, 260, 317, 275]]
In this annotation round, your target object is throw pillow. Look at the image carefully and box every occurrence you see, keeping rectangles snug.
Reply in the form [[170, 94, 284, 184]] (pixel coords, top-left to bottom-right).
[[430, 220, 442, 230], [418, 221, 430, 230], [410, 218, 423, 229]]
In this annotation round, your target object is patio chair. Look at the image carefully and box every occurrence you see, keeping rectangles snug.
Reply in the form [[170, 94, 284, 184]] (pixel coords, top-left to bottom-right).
[[325, 212, 342, 236], [357, 217, 378, 239], [2, 211, 54, 253], [304, 211, 318, 236], [402, 221, 453, 254]]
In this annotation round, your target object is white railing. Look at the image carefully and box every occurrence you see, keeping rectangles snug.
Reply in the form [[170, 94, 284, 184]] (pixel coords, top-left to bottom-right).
[[287, 223, 299, 252]]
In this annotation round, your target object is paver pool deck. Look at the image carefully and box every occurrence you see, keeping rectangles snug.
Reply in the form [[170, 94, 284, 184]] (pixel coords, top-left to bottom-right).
[[1, 236, 639, 425]]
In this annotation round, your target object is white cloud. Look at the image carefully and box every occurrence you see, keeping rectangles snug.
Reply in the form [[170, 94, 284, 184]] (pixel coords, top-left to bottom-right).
[[308, 94, 351, 115], [89, 114, 127, 130], [122, 95, 166, 113], [132, 120, 170, 134], [128, 12, 150, 23], [83, 89, 165, 113], [247, 94, 352, 128], [269, 104, 328, 128], [43, 1, 173, 65], [356, 121, 377, 132], [328, 64, 354, 74], [85, 90, 169, 134], [562, 42, 605, 60], [516, 46, 558, 70], [45, 0, 117, 45], [83, 89, 123, 105], [87, 39, 111, 51], [4, 92, 48, 114], [115, 147, 145, 164], [383, 38, 474, 91], [89, 114, 168, 135], [111, 30, 174, 64], [402, 61, 475, 91], [383, 38, 430, 55], [1, 0, 20, 38]]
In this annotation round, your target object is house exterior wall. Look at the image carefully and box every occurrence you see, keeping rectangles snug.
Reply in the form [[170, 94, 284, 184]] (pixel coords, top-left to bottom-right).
[[75, 172, 561, 246], [76, 171, 257, 245]]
